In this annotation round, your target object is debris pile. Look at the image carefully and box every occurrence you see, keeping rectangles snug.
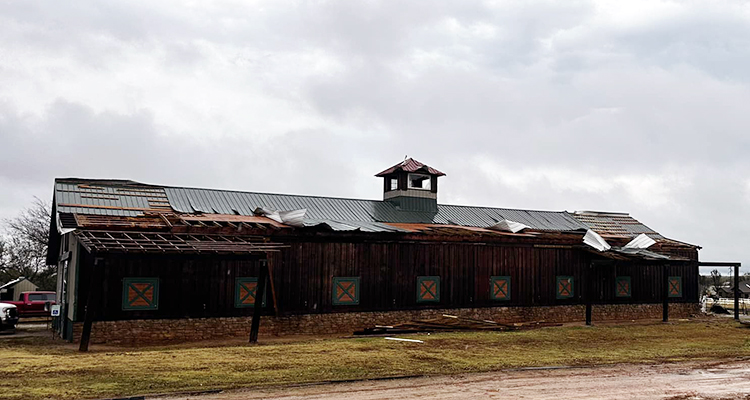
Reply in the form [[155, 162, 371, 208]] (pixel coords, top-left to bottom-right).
[[354, 314, 561, 335]]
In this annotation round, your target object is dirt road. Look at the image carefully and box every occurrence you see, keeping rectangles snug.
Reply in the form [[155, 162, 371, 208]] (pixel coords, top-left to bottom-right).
[[164, 359, 750, 400]]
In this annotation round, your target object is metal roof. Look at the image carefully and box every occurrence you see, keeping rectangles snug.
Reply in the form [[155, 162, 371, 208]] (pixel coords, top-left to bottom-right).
[[571, 211, 663, 238], [0, 277, 27, 291], [164, 187, 587, 232], [55, 180, 170, 217], [53, 179, 588, 232], [375, 158, 446, 177]]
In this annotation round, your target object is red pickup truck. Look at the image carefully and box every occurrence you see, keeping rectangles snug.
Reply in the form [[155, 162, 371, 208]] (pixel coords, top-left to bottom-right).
[[5, 291, 56, 317]]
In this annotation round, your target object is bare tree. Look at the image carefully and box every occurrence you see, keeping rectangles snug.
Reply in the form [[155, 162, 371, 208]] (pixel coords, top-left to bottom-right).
[[0, 198, 55, 290], [710, 269, 722, 295]]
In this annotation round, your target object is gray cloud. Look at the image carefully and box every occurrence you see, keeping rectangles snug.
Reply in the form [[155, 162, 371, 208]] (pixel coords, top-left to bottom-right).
[[0, 0, 748, 271]]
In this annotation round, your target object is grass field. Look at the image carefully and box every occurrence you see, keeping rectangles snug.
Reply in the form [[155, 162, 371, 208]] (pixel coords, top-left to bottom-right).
[[1, 319, 749, 400]]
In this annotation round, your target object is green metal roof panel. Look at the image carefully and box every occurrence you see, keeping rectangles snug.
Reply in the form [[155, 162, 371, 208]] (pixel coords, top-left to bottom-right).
[[163, 187, 587, 231], [52, 178, 588, 232]]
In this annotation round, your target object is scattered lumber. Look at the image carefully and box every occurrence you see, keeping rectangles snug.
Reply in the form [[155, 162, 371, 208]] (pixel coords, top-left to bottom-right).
[[384, 337, 424, 343], [354, 314, 561, 335]]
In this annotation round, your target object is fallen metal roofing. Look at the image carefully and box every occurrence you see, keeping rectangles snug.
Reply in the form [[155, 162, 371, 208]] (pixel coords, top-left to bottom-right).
[[612, 247, 671, 260], [624, 233, 657, 249], [583, 229, 612, 252]]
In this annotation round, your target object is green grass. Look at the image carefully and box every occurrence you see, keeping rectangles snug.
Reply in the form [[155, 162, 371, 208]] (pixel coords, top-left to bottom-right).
[[1, 319, 749, 400]]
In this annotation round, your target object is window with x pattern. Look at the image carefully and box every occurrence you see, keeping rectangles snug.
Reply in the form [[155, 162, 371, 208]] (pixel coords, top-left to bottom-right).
[[668, 276, 682, 298], [122, 278, 159, 310], [490, 276, 511, 301], [332, 277, 360, 305], [416, 276, 440, 303], [615, 276, 631, 298], [556, 276, 574, 299], [235, 277, 266, 308]]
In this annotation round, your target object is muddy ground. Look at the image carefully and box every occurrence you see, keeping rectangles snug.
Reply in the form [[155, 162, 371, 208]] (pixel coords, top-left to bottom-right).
[[164, 359, 750, 400]]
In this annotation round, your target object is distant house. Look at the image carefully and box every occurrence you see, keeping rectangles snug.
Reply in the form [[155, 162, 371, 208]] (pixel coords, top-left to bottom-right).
[[0, 277, 39, 301], [46, 158, 702, 345], [727, 282, 750, 299]]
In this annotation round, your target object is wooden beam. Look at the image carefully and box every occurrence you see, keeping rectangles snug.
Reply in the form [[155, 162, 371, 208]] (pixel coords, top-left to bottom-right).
[[735, 265, 740, 321], [58, 203, 163, 212], [266, 257, 280, 317], [249, 259, 268, 343], [585, 262, 592, 326], [661, 264, 669, 322], [79, 257, 102, 352], [698, 262, 741, 267], [157, 213, 173, 228]]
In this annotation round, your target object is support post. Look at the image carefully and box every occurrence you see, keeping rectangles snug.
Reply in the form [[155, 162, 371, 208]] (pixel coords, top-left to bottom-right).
[[249, 258, 268, 343], [735, 264, 740, 321], [79, 257, 101, 352], [661, 264, 669, 322], [585, 262, 592, 326]]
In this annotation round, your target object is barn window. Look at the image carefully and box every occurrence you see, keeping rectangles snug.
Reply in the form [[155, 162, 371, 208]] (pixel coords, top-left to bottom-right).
[[122, 278, 159, 310], [615, 276, 631, 298], [332, 277, 360, 305], [668, 276, 682, 298], [235, 277, 266, 308], [389, 178, 398, 191], [490, 276, 511, 301], [416, 276, 440, 303], [556, 276, 574, 299]]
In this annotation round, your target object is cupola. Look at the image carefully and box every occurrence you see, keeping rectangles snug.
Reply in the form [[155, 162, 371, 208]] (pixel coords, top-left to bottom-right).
[[375, 158, 445, 212]]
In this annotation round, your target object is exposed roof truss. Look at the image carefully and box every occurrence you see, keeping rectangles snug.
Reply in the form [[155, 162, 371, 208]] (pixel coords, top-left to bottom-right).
[[75, 230, 286, 254]]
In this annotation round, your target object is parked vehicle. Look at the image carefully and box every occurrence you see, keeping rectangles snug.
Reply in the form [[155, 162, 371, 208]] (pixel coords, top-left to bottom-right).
[[0, 303, 19, 332], [5, 291, 56, 318]]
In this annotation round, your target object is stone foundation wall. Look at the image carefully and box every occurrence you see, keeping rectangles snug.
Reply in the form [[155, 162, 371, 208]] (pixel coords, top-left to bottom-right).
[[73, 303, 701, 345]]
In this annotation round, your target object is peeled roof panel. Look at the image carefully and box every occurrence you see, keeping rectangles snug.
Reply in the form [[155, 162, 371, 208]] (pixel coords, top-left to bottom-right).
[[624, 233, 657, 249]]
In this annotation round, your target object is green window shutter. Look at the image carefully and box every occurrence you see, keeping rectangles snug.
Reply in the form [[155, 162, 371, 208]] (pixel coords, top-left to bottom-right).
[[122, 278, 159, 310], [235, 277, 267, 308], [332, 277, 360, 305], [615, 276, 631, 298], [490, 276, 511, 301], [556, 276, 574, 299], [668, 276, 682, 298], [416, 276, 440, 303]]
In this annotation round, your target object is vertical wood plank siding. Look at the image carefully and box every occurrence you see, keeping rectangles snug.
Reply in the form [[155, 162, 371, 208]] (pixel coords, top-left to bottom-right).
[[79, 241, 698, 322]]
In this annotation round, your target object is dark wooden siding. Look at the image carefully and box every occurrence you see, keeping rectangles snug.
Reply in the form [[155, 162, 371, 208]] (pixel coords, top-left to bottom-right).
[[78, 240, 698, 322], [79, 251, 264, 321]]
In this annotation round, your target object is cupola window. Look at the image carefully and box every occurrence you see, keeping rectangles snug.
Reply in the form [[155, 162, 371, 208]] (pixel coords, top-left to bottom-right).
[[408, 173, 431, 190], [389, 178, 398, 191]]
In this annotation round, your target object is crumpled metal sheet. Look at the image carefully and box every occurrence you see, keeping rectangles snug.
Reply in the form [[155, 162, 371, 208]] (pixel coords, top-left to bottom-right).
[[488, 219, 529, 233], [583, 229, 612, 252], [624, 233, 657, 249]]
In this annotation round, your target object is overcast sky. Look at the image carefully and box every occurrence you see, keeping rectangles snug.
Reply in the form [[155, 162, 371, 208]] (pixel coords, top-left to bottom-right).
[[1, 1, 748, 272]]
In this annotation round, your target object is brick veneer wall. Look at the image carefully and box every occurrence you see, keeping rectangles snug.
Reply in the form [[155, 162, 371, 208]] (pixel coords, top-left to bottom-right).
[[72, 303, 701, 345]]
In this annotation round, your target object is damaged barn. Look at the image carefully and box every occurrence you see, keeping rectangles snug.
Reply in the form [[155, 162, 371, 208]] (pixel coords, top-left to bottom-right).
[[46, 158, 702, 346]]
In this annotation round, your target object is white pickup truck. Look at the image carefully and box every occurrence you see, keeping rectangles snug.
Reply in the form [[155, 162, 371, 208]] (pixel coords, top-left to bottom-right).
[[0, 303, 19, 333]]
